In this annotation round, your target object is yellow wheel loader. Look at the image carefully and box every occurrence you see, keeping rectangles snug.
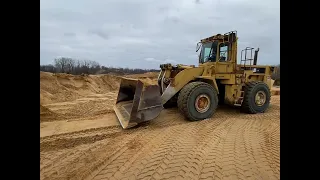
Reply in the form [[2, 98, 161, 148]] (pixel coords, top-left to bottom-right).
[[113, 31, 277, 129]]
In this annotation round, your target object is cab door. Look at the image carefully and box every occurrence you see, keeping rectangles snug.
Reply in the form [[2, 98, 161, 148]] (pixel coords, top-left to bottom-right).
[[215, 42, 234, 74]]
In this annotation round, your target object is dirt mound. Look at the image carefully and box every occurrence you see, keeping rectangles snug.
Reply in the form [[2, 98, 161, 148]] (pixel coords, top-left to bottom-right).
[[40, 104, 58, 122], [40, 72, 160, 123], [40, 72, 121, 105], [40, 104, 52, 114], [125, 72, 159, 79], [125, 72, 159, 85], [40, 92, 117, 123]]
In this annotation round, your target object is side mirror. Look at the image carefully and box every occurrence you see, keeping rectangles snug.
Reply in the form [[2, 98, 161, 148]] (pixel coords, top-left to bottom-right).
[[196, 42, 201, 52]]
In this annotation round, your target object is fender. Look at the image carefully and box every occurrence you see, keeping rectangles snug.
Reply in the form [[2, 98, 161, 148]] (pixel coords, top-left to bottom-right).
[[161, 67, 204, 104], [195, 76, 219, 94]]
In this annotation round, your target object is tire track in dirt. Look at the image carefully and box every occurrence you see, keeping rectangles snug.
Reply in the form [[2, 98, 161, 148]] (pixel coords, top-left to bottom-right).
[[41, 127, 146, 180], [134, 123, 208, 180], [198, 119, 240, 180], [40, 97, 280, 180], [89, 123, 183, 180], [262, 121, 280, 178], [41, 132, 116, 152], [40, 140, 106, 177], [219, 120, 263, 179], [40, 126, 122, 143], [91, 118, 224, 179], [161, 119, 232, 180]]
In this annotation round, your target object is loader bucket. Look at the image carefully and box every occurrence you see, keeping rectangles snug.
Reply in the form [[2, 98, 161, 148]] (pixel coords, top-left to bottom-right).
[[113, 78, 163, 129]]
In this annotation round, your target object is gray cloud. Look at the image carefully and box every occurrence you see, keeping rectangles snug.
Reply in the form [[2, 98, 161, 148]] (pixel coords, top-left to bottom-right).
[[88, 29, 109, 40], [40, 0, 280, 69], [63, 32, 76, 37]]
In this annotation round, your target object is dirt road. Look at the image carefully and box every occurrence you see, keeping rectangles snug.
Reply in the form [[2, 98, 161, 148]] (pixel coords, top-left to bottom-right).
[[40, 72, 280, 180]]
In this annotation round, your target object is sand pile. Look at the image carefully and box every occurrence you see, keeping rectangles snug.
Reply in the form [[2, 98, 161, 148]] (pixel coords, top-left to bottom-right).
[[125, 72, 159, 79], [125, 72, 159, 85], [40, 104, 58, 122], [139, 78, 157, 85], [40, 104, 53, 114], [40, 72, 122, 105], [40, 71, 161, 122]]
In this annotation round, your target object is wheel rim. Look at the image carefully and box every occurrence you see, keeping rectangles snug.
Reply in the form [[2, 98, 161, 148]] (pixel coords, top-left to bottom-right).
[[195, 94, 210, 113], [255, 90, 267, 106]]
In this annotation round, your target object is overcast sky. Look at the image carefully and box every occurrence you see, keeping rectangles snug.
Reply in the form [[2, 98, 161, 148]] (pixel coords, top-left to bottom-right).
[[40, 0, 279, 69]]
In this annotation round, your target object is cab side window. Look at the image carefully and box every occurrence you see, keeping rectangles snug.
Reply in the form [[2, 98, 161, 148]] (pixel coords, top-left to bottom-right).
[[219, 43, 229, 62]]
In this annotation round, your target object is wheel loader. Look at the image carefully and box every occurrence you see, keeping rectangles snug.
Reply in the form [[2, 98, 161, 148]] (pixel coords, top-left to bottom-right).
[[113, 31, 277, 129]]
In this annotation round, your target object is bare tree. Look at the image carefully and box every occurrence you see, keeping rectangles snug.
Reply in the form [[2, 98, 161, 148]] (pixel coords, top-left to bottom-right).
[[65, 58, 75, 74], [41, 56, 160, 75], [40, 64, 56, 73], [54, 57, 69, 73]]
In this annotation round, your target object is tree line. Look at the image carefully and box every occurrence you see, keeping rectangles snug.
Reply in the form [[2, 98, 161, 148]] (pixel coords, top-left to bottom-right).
[[40, 57, 280, 85], [40, 57, 160, 75]]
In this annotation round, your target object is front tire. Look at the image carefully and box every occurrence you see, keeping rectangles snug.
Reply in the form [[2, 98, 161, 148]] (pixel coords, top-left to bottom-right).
[[241, 81, 271, 113], [177, 82, 218, 121]]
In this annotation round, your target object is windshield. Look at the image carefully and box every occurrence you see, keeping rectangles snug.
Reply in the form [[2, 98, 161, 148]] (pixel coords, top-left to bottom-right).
[[199, 41, 218, 63]]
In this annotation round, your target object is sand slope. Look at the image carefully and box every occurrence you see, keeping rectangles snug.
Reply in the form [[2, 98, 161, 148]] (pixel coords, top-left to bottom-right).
[[40, 72, 121, 104], [40, 72, 158, 123]]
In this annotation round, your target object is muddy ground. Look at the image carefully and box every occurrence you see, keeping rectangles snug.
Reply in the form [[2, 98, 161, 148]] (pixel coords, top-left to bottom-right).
[[40, 71, 280, 180]]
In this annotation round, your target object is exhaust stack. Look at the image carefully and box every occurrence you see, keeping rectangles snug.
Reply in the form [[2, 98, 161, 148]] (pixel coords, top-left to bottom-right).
[[253, 48, 259, 65]]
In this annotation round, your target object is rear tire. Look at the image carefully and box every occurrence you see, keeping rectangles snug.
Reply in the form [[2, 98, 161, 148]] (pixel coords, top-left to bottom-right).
[[177, 82, 218, 121], [241, 81, 271, 113]]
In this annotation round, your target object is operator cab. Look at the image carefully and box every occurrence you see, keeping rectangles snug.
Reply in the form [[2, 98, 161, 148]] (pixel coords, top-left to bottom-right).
[[196, 31, 236, 64], [199, 41, 218, 63], [197, 41, 230, 63]]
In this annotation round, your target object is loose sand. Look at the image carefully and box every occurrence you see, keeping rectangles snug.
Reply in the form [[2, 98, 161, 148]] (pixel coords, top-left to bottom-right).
[[40, 71, 280, 180]]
